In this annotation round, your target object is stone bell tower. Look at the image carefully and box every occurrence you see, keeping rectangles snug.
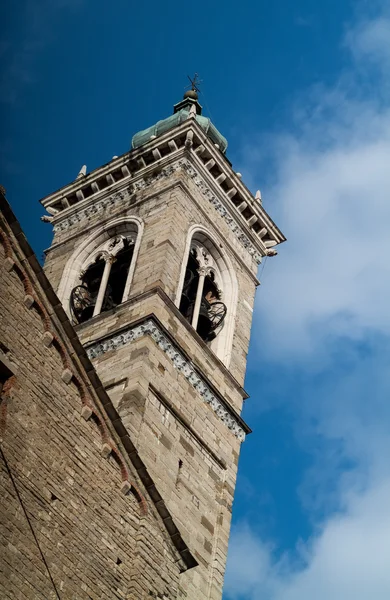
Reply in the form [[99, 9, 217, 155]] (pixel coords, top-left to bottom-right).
[[41, 86, 285, 599]]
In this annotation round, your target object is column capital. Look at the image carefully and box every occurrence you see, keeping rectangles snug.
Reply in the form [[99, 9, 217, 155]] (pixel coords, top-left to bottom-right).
[[105, 253, 117, 265]]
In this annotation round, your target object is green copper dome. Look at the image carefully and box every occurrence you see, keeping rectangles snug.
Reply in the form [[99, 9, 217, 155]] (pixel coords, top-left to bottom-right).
[[131, 102, 228, 154]]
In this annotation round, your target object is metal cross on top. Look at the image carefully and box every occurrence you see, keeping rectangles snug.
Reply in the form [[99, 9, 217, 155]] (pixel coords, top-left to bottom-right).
[[187, 73, 202, 93]]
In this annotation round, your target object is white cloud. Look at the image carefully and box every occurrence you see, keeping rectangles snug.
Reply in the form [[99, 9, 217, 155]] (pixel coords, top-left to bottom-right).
[[226, 480, 390, 600], [243, 19, 390, 360], [346, 15, 390, 68], [225, 8, 390, 600], [225, 342, 390, 600], [224, 524, 276, 599]]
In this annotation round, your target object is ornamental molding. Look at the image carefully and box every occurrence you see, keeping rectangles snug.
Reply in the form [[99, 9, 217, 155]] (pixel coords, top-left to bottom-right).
[[53, 158, 262, 263], [179, 160, 263, 264], [54, 189, 128, 232], [53, 163, 182, 233], [86, 319, 246, 441], [81, 235, 135, 274]]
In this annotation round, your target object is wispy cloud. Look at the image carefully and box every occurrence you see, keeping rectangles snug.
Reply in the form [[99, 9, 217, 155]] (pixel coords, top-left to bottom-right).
[[294, 16, 314, 28], [227, 479, 390, 600], [242, 15, 390, 361], [225, 5, 390, 599], [346, 14, 390, 68]]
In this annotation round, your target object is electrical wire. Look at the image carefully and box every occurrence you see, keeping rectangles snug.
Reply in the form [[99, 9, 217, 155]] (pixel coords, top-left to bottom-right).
[[199, 90, 216, 124], [0, 445, 62, 600], [257, 255, 269, 287]]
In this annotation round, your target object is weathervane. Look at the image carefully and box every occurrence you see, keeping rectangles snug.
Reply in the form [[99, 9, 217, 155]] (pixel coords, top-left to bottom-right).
[[187, 73, 202, 94]]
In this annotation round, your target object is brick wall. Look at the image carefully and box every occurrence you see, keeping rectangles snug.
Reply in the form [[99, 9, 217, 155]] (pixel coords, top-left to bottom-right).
[[0, 215, 188, 599]]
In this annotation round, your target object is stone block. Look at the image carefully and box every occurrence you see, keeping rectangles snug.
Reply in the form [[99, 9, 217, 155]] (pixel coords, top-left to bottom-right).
[[23, 294, 34, 308], [61, 368, 73, 384], [101, 442, 112, 458], [41, 331, 54, 347], [81, 404, 93, 420]]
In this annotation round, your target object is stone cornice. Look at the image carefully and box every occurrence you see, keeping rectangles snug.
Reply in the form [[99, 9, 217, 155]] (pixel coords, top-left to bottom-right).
[[41, 119, 285, 255], [179, 159, 264, 262], [186, 119, 285, 242], [53, 158, 265, 264], [85, 317, 250, 441], [53, 187, 128, 233], [75, 286, 250, 400]]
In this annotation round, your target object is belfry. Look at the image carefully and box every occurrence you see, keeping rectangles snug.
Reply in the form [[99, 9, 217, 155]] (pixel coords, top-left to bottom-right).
[[0, 84, 285, 599], [41, 86, 285, 597]]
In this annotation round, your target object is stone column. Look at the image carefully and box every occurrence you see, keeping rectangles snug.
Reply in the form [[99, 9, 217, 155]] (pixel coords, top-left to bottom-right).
[[191, 268, 206, 330], [93, 254, 115, 317]]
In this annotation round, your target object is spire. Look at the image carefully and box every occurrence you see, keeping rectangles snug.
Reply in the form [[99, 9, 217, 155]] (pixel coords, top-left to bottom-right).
[[173, 73, 203, 116], [131, 74, 228, 153], [76, 165, 87, 179]]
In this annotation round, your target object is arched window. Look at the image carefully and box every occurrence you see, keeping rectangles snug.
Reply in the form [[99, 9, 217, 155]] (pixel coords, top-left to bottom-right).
[[179, 239, 228, 343], [70, 234, 136, 324], [177, 228, 238, 365]]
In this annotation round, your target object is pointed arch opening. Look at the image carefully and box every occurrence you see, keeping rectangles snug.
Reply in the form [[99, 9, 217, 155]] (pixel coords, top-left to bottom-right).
[[176, 227, 238, 366], [57, 217, 143, 324]]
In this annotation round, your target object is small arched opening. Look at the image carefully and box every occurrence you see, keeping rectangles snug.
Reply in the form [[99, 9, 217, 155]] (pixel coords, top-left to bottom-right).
[[71, 236, 135, 323], [179, 243, 227, 343], [177, 228, 237, 364], [57, 217, 143, 324]]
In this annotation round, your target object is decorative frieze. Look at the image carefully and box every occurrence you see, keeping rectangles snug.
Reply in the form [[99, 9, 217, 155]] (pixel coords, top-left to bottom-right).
[[86, 319, 246, 441], [52, 159, 263, 263], [54, 190, 127, 233], [130, 162, 182, 192], [179, 160, 263, 263]]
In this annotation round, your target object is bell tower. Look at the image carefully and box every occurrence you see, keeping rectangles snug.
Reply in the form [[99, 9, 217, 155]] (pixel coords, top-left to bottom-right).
[[41, 86, 285, 599]]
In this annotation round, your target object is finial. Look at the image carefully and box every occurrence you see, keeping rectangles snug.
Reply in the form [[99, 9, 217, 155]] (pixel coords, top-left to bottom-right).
[[255, 190, 262, 203], [184, 73, 202, 100], [76, 165, 87, 179], [0, 185, 6, 197]]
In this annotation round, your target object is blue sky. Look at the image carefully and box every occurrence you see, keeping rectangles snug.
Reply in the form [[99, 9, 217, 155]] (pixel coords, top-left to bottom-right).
[[2, 1, 390, 598]]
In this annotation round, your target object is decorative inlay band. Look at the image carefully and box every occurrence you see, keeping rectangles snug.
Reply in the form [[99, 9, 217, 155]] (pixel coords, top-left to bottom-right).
[[53, 163, 182, 234], [86, 319, 246, 441], [53, 159, 262, 263], [179, 160, 263, 264], [54, 190, 127, 232]]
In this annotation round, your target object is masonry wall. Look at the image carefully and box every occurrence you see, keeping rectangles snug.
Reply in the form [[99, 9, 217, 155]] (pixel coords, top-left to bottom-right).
[[81, 330, 240, 599], [83, 328, 240, 600], [0, 228, 184, 599], [137, 387, 236, 599], [41, 156, 257, 600], [77, 290, 245, 414], [43, 161, 258, 386]]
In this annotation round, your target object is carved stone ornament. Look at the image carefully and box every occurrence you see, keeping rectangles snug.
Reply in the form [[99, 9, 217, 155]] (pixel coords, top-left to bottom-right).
[[53, 159, 262, 263], [191, 242, 223, 295], [53, 190, 127, 232], [79, 235, 135, 277], [180, 160, 263, 264], [86, 319, 246, 441]]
